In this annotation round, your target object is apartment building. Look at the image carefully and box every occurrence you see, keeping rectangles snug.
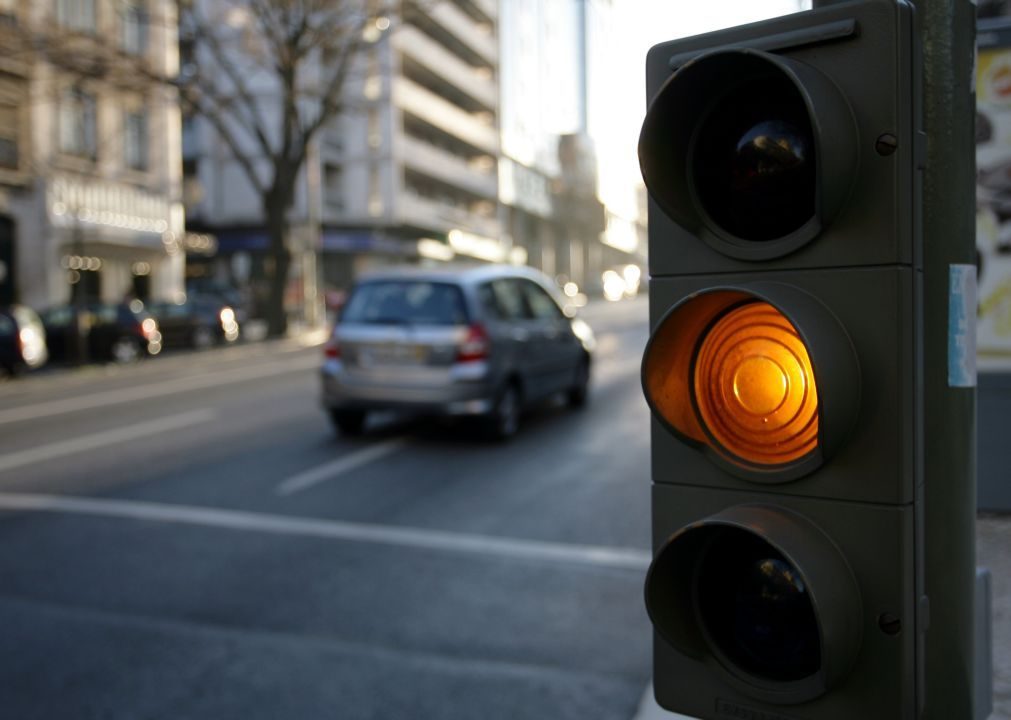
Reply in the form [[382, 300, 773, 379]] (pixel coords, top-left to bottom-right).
[[185, 0, 502, 303], [0, 0, 184, 310]]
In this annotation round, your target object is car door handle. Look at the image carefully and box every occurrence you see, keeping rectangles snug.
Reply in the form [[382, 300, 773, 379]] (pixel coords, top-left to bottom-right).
[[511, 329, 530, 342]]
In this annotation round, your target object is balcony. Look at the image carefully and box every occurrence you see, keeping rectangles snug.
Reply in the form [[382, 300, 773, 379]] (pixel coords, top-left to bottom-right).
[[425, 2, 497, 67], [399, 136, 496, 200], [464, 0, 497, 22], [398, 192, 501, 240], [393, 77, 498, 155], [394, 26, 497, 111]]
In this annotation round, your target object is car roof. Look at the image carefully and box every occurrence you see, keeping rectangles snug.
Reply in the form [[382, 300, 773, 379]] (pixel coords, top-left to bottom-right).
[[354, 263, 550, 287]]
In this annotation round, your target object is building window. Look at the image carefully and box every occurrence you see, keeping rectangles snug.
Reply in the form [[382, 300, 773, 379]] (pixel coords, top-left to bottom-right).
[[59, 88, 97, 160], [0, 104, 18, 170], [363, 50, 381, 100], [324, 164, 344, 211], [120, 0, 147, 55], [367, 108, 381, 148], [325, 116, 344, 153], [56, 0, 96, 32], [124, 109, 148, 171], [368, 163, 382, 216], [181, 114, 198, 159]]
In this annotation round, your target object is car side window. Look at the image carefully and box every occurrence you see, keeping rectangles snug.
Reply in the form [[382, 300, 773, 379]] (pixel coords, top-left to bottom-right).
[[477, 283, 502, 320], [490, 279, 529, 320], [521, 281, 564, 321]]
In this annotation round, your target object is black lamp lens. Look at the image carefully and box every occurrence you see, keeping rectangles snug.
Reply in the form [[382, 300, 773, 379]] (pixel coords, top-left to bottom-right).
[[693, 74, 816, 242], [696, 528, 820, 682]]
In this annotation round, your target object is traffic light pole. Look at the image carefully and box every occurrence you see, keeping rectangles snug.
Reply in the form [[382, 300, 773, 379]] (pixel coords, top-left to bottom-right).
[[914, 0, 979, 718]]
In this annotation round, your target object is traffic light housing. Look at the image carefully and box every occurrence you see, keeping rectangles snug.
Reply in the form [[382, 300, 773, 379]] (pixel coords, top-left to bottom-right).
[[639, 2, 924, 718]]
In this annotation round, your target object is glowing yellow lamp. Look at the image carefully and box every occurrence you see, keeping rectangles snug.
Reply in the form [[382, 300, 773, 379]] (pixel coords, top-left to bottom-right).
[[693, 302, 818, 465]]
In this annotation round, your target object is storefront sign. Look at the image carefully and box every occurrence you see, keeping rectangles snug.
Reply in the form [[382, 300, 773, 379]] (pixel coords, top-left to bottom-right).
[[48, 175, 175, 236]]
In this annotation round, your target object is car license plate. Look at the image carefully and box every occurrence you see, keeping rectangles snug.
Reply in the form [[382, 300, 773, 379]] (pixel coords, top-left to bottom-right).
[[362, 343, 427, 365]]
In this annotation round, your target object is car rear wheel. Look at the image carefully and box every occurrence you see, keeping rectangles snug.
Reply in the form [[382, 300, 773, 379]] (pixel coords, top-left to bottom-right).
[[485, 382, 521, 440], [330, 409, 367, 436]]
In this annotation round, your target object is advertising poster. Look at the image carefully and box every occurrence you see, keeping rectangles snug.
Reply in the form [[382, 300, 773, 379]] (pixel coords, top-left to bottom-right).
[[976, 21, 1011, 354]]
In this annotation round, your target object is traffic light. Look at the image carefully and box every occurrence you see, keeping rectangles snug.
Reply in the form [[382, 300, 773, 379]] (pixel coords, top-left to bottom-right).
[[639, 1, 924, 718]]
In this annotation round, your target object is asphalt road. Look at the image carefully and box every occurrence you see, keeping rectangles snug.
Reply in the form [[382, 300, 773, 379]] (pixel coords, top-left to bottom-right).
[[0, 296, 654, 720]]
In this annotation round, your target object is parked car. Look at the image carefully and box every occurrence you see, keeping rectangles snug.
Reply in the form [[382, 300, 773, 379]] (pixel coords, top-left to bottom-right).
[[320, 264, 596, 439], [39, 301, 162, 364], [186, 283, 251, 324], [147, 296, 240, 350], [0, 305, 48, 376]]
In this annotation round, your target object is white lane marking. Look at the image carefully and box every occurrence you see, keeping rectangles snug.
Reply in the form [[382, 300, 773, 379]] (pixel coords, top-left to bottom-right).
[[275, 439, 408, 496], [0, 409, 216, 473], [0, 356, 317, 427], [0, 492, 652, 571]]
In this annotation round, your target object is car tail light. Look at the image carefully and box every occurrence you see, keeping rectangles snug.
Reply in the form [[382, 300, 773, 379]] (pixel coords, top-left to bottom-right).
[[456, 323, 490, 363], [323, 336, 341, 359]]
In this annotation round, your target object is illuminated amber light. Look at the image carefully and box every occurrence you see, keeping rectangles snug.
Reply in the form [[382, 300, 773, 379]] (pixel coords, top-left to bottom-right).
[[693, 302, 818, 465]]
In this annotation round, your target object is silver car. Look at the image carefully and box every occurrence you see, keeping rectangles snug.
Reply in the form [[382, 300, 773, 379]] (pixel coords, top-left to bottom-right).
[[320, 264, 595, 439]]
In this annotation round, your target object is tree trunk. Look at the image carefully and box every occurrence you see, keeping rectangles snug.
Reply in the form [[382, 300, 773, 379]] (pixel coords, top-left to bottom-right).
[[264, 199, 291, 338]]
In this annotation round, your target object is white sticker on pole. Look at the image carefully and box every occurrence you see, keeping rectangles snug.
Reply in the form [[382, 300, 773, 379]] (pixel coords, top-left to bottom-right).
[[949, 264, 977, 388]]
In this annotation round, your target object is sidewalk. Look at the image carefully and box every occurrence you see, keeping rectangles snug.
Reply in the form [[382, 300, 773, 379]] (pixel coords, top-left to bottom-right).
[[633, 686, 691, 720], [633, 514, 1011, 720], [979, 514, 1011, 720], [241, 318, 328, 347]]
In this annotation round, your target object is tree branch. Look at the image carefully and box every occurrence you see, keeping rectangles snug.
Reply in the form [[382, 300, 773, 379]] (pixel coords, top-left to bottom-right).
[[183, 7, 275, 163], [178, 84, 268, 197]]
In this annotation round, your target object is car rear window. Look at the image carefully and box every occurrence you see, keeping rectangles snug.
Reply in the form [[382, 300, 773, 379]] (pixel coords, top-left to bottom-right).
[[342, 281, 468, 326]]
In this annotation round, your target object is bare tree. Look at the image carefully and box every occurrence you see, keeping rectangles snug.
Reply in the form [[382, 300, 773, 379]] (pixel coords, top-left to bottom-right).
[[176, 0, 395, 336]]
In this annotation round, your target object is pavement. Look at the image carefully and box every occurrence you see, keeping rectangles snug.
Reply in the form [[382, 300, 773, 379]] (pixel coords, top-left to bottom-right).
[[633, 514, 1011, 720]]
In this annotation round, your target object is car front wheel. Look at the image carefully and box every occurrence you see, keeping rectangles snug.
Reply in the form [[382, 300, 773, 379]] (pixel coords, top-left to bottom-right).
[[111, 337, 141, 364], [192, 325, 215, 349]]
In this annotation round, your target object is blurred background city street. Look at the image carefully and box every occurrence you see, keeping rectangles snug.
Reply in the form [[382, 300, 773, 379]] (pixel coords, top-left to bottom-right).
[[0, 0, 1009, 717]]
